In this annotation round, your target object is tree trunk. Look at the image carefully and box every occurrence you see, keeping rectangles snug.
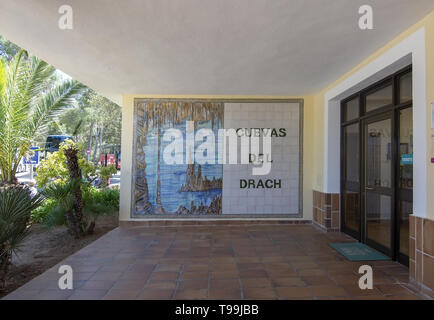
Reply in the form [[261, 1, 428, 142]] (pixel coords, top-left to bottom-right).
[[0, 250, 10, 291], [88, 122, 94, 161], [99, 126, 103, 158], [63, 145, 83, 238], [87, 220, 96, 235], [92, 126, 100, 164]]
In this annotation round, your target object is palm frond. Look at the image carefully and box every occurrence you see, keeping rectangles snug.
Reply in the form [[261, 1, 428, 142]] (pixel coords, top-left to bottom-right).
[[0, 186, 43, 258], [28, 80, 86, 136]]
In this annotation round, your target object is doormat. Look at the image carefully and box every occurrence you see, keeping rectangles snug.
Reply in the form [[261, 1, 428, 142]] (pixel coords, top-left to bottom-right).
[[329, 242, 391, 261]]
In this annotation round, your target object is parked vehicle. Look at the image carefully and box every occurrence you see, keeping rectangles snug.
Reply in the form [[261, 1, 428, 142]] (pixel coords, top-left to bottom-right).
[[98, 144, 121, 170], [44, 135, 72, 153]]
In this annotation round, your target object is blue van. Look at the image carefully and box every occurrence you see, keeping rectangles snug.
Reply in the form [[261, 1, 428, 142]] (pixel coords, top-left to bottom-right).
[[45, 135, 72, 153]]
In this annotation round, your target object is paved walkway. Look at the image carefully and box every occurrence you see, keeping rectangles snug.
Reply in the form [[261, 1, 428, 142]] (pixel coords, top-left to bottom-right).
[[3, 224, 424, 300]]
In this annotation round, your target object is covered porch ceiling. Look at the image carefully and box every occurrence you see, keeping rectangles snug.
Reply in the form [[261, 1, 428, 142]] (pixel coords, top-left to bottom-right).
[[0, 0, 433, 105]]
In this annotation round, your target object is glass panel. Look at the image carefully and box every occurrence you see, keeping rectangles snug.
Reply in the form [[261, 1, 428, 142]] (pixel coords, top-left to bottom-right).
[[399, 201, 412, 256], [345, 97, 359, 121], [344, 124, 360, 182], [399, 72, 412, 103], [366, 85, 393, 113], [366, 119, 392, 188], [365, 117, 392, 251], [366, 192, 391, 249], [399, 107, 412, 258], [399, 108, 413, 189], [343, 190, 360, 233]]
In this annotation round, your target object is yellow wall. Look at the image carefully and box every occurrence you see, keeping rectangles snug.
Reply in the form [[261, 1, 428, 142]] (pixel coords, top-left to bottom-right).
[[310, 11, 434, 219], [120, 94, 316, 221], [121, 12, 434, 221], [426, 14, 434, 220]]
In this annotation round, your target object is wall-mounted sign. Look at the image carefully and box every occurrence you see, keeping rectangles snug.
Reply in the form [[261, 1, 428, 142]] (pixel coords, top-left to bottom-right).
[[24, 147, 39, 165], [132, 100, 302, 218], [401, 153, 413, 165]]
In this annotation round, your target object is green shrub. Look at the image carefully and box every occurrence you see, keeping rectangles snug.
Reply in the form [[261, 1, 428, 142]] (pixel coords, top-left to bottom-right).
[[0, 185, 43, 290], [35, 141, 98, 188], [39, 185, 119, 232], [30, 198, 58, 223], [84, 187, 120, 209]]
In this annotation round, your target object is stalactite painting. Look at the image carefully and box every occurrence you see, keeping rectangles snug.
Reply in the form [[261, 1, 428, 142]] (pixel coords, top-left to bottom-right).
[[134, 100, 223, 216]]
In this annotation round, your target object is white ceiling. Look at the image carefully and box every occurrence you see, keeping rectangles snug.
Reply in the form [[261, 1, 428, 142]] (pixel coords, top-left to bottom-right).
[[0, 0, 433, 105]]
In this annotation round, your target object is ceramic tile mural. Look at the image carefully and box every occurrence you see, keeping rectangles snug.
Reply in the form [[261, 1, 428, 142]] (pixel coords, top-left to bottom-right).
[[134, 101, 223, 216], [133, 100, 302, 217]]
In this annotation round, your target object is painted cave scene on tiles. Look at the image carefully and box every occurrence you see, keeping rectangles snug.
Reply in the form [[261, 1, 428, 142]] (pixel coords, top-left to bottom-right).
[[134, 101, 223, 216]]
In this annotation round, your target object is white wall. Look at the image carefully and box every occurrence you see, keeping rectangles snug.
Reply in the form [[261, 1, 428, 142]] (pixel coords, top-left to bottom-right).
[[323, 27, 427, 218]]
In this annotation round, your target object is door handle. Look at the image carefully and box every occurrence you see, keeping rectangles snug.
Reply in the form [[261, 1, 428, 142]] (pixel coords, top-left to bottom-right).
[[365, 186, 375, 190]]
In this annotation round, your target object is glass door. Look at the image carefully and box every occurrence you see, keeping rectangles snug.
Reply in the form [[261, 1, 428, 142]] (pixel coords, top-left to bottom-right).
[[363, 113, 393, 256], [340, 66, 412, 265]]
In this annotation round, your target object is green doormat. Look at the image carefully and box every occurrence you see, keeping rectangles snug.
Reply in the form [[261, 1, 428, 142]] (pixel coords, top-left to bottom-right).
[[329, 242, 391, 261]]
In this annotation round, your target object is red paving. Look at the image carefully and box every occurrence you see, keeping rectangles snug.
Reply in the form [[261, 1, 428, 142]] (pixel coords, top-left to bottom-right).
[[3, 224, 425, 300]]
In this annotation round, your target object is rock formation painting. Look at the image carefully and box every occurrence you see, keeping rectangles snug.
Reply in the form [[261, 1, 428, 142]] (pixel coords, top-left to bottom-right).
[[134, 101, 223, 216]]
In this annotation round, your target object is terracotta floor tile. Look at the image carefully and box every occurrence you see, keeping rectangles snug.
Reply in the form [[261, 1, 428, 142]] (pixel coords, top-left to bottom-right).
[[4, 225, 423, 300], [183, 264, 209, 272], [111, 279, 147, 291], [237, 263, 264, 270], [210, 279, 240, 290], [353, 295, 388, 300], [243, 287, 277, 299], [241, 278, 273, 288], [181, 271, 209, 279], [236, 257, 262, 263], [150, 271, 180, 281], [137, 289, 174, 300], [301, 276, 335, 286], [386, 293, 421, 300], [267, 269, 298, 277], [375, 284, 413, 295], [271, 277, 305, 287], [208, 289, 242, 300], [178, 279, 209, 290], [276, 286, 313, 299], [239, 269, 268, 278], [297, 268, 327, 276], [103, 289, 140, 300], [146, 281, 177, 290], [174, 289, 207, 299], [292, 262, 319, 269], [210, 271, 239, 279], [155, 264, 183, 272], [330, 275, 360, 285], [308, 285, 348, 297], [120, 271, 151, 280], [342, 284, 382, 297]]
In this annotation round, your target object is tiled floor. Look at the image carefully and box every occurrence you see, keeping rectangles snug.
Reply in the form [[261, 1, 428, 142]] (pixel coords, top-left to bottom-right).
[[3, 224, 425, 300]]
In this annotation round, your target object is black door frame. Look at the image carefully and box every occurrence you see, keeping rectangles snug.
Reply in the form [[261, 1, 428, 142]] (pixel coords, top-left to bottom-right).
[[340, 65, 412, 265]]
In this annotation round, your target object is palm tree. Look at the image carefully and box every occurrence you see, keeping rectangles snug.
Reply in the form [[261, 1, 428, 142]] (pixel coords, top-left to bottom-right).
[[0, 50, 86, 184], [0, 185, 43, 290]]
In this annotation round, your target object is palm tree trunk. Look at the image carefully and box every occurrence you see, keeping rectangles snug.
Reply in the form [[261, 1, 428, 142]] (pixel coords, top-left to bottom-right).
[[88, 122, 94, 161], [0, 250, 10, 291], [63, 145, 83, 238]]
